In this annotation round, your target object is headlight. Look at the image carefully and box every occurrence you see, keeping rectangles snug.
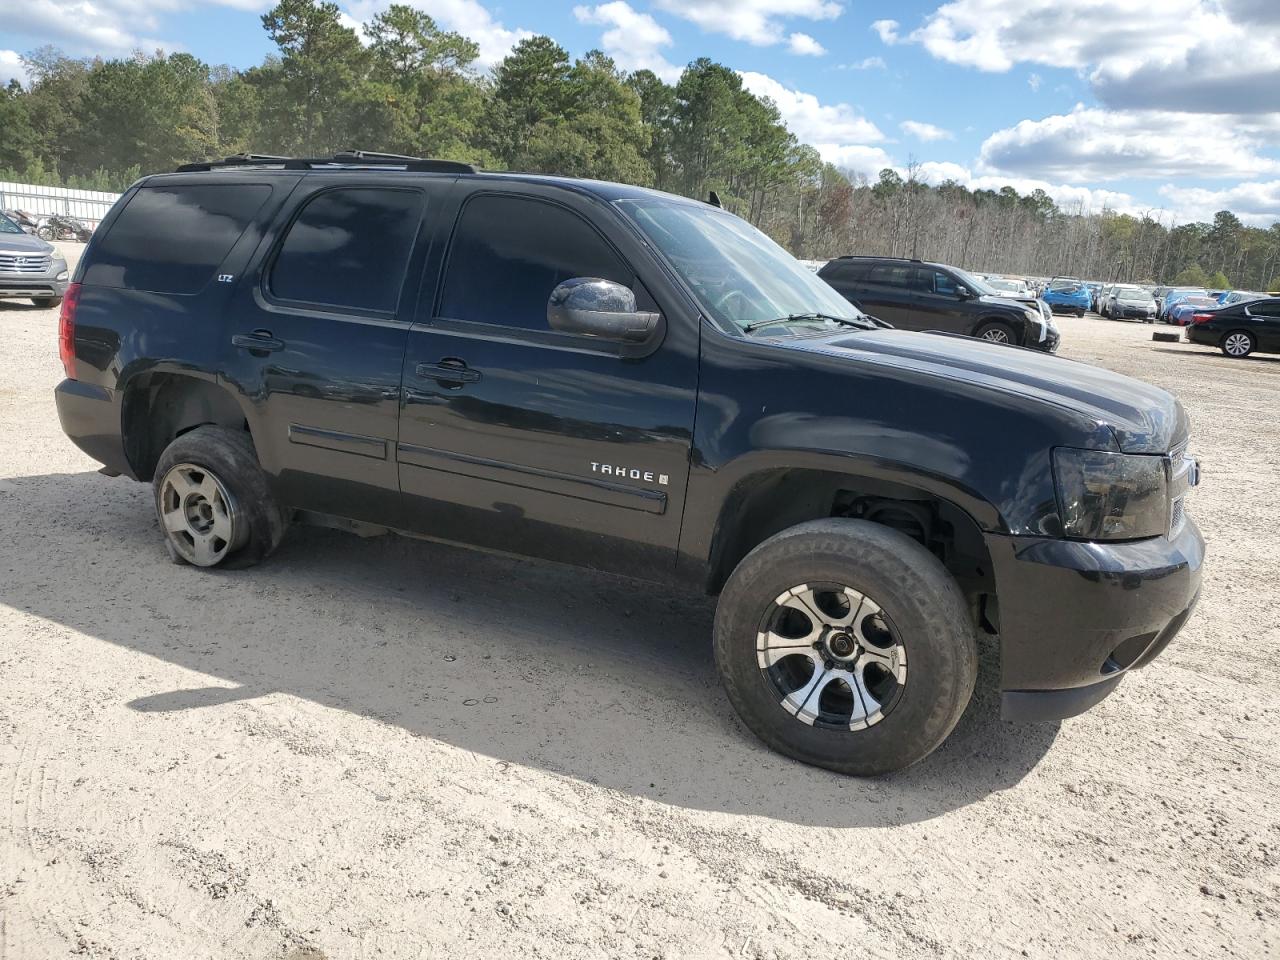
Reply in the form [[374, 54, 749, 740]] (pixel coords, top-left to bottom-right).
[[56, 270, 69, 281], [1052, 448, 1168, 540]]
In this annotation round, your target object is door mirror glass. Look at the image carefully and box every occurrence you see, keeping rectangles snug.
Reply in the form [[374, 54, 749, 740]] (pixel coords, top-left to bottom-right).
[[955, 285, 972, 299], [547, 278, 660, 343]]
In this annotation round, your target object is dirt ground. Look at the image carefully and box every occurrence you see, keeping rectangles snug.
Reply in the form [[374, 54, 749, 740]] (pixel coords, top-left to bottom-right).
[[1, 244, 1277, 960]]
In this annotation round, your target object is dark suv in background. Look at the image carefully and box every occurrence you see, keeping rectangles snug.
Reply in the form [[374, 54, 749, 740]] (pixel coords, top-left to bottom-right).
[[818, 255, 1058, 351], [55, 153, 1200, 776]]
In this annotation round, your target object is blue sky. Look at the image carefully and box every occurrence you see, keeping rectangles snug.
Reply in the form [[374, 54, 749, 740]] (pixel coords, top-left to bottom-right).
[[3, 0, 1279, 225]]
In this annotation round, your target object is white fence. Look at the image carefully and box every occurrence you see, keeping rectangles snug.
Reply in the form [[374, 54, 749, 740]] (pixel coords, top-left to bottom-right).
[[0, 181, 121, 227]]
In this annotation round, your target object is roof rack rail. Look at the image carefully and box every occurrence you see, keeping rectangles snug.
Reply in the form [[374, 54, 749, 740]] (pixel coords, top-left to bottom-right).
[[175, 151, 479, 174]]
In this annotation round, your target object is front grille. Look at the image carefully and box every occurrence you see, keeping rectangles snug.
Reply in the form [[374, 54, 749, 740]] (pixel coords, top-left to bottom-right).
[[0, 253, 52, 274]]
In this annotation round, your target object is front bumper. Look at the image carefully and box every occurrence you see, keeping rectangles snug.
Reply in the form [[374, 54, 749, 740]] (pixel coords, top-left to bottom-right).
[[986, 518, 1204, 722], [0, 267, 69, 300], [1114, 305, 1156, 320]]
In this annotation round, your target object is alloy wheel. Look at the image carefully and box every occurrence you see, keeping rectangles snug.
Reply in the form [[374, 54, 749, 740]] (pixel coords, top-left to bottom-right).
[[158, 462, 242, 566], [1223, 333, 1252, 357], [980, 328, 1011, 343], [757, 583, 907, 730]]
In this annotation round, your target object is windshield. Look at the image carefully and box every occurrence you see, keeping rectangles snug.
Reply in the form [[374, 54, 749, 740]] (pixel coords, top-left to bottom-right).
[[1048, 279, 1082, 292], [1115, 285, 1148, 299], [0, 214, 23, 235], [986, 278, 1024, 293], [617, 198, 860, 333]]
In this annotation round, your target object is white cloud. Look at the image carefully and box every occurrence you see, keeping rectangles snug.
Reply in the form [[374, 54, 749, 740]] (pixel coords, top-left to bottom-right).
[[3, 0, 265, 56], [344, 0, 532, 68], [899, 0, 1280, 114], [574, 2, 680, 81], [978, 105, 1280, 182], [1157, 181, 1280, 226], [739, 71, 884, 145], [0, 50, 28, 87], [900, 120, 953, 142], [787, 32, 826, 56], [737, 71, 890, 178], [1027, 72, 1041, 92], [913, 160, 1143, 216], [871, 19, 901, 44], [837, 56, 886, 70], [652, 0, 842, 47]]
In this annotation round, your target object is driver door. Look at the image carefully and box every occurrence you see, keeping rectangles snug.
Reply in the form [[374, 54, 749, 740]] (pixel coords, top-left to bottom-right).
[[395, 185, 699, 581]]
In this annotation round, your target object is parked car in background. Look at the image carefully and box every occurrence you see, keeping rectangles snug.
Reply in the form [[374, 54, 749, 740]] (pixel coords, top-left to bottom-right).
[[0, 211, 69, 307], [818, 256, 1059, 350], [1166, 295, 1221, 325], [1, 209, 39, 234], [1041, 278, 1092, 316], [1160, 288, 1208, 321], [1219, 290, 1267, 307], [985, 276, 1033, 297], [1085, 281, 1103, 310], [1185, 296, 1280, 358], [1102, 284, 1158, 322]]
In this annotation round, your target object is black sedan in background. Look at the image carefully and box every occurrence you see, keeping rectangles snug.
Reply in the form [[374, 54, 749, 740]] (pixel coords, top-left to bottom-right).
[[1185, 296, 1280, 358]]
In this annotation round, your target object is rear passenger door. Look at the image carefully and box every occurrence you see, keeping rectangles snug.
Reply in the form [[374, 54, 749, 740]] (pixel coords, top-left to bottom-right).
[[221, 178, 442, 525], [395, 184, 699, 582], [861, 262, 922, 328], [1246, 299, 1280, 350]]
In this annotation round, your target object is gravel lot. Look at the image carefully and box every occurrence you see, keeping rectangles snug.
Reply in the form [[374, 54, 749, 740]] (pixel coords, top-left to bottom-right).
[[2, 244, 1277, 959]]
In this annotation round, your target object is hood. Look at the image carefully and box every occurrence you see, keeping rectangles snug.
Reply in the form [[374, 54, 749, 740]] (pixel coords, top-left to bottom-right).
[[797, 328, 1186, 453], [977, 293, 1037, 312], [0, 232, 56, 256]]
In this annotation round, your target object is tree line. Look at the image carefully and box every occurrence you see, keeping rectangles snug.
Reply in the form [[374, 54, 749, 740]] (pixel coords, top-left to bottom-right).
[[2, 0, 1277, 290]]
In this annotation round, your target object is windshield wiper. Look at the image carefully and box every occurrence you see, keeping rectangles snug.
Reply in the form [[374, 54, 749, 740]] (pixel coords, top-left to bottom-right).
[[742, 312, 879, 334]]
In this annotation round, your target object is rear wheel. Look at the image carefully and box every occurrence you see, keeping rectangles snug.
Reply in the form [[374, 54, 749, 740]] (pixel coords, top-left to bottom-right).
[[974, 321, 1016, 344], [31, 296, 62, 308], [153, 426, 287, 568], [713, 519, 978, 776], [1220, 330, 1255, 358]]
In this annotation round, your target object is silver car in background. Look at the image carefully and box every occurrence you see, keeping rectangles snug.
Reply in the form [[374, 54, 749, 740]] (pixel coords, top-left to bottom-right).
[[1101, 284, 1158, 322], [0, 211, 69, 307]]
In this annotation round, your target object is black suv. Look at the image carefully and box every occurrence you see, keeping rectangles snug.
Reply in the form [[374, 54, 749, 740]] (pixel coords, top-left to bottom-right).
[[818, 255, 1059, 351], [55, 153, 1202, 776]]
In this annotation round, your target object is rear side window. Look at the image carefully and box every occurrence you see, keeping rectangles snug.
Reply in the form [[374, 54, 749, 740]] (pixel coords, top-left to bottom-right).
[[1249, 300, 1280, 317], [270, 187, 423, 313], [83, 184, 271, 294], [438, 194, 633, 332], [822, 260, 872, 283], [869, 263, 916, 289]]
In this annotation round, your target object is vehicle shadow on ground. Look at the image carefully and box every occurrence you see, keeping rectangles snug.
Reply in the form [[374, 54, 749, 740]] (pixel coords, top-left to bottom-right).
[[0, 471, 1061, 827], [1151, 346, 1280, 365]]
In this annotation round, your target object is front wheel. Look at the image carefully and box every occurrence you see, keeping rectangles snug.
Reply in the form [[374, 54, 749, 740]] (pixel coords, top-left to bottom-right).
[[153, 425, 287, 568], [1221, 330, 1256, 358], [974, 321, 1016, 344], [36, 226, 54, 241], [713, 519, 978, 776]]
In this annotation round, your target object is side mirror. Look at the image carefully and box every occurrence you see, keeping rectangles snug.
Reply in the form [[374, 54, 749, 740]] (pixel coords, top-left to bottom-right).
[[955, 285, 973, 299], [547, 278, 660, 343]]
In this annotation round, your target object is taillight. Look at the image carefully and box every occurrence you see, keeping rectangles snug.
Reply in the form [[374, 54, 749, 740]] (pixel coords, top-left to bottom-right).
[[1190, 312, 1215, 325], [59, 281, 81, 379]]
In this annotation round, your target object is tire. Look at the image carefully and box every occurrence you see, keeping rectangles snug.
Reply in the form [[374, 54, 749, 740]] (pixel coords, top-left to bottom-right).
[[152, 425, 287, 569], [36, 226, 54, 241], [1076, 309, 1086, 318], [31, 296, 62, 308], [1220, 330, 1256, 359], [974, 320, 1017, 344], [713, 519, 978, 776]]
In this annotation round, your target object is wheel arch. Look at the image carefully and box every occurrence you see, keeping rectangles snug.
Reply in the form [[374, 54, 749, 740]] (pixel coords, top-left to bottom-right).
[[701, 462, 1000, 634], [973, 314, 1022, 343], [120, 370, 252, 481]]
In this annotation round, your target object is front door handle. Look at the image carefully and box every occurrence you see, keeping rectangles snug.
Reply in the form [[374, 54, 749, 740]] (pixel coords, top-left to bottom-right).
[[416, 359, 481, 385], [232, 330, 286, 354]]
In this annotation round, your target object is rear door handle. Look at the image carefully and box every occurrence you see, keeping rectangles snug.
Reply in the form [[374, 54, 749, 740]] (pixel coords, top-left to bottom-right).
[[232, 330, 286, 353], [416, 359, 481, 385]]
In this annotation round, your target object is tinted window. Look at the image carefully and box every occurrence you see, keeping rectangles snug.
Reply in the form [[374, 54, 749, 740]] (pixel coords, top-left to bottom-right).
[[1249, 300, 1280, 318], [822, 259, 872, 283], [439, 195, 631, 331], [869, 263, 916, 288], [270, 187, 422, 313], [83, 184, 271, 294]]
